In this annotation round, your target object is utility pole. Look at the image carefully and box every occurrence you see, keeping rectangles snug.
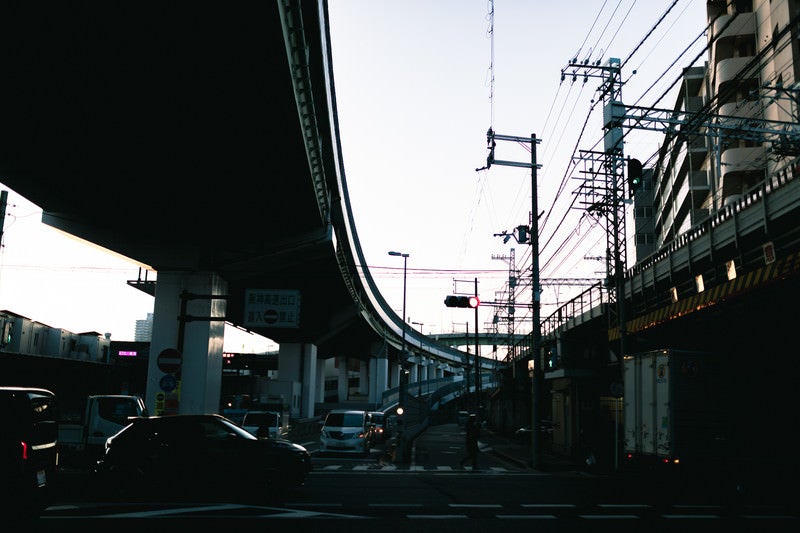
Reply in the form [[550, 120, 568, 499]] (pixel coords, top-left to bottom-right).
[[474, 277, 480, 416], [484, 129, 543, 469], [0, 190, 8, 251]]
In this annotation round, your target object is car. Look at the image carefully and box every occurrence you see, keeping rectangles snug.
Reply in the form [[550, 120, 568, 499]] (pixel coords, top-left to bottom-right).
[[514, 420, 555, 445], [0, 386, 59, 519], [367, 411, 388, 444], [319, 409, 370, 454], [92, 413, 311, 500], [241, 410, 285, 439]]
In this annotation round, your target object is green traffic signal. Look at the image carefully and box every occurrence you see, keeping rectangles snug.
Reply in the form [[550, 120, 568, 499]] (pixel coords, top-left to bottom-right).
[[627, 158, 643, 195]]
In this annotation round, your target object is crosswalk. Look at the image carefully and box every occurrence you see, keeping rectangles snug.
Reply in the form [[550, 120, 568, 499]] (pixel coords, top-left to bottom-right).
[[315, 464, 513, 472]]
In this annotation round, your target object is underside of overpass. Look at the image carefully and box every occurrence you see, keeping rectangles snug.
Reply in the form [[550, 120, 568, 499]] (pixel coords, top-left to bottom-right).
[[0, 1, 489, 420]]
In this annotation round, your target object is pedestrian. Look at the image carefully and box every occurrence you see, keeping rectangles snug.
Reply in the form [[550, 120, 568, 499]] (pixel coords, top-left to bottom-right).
[[459, 414, 480, 469]]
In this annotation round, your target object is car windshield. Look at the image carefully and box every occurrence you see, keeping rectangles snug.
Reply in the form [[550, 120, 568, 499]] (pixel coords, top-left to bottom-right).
[[326, 412, 363, 427], [243, 412, 279, 427]]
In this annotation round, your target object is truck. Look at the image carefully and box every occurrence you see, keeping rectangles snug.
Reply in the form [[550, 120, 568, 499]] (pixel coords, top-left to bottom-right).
[[57, 394, 148, 465], [241, 410, 287, 439], [622, 348, 732, 473]]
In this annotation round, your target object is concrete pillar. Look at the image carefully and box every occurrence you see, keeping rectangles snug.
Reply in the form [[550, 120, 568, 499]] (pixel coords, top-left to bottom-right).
[[408, 358, 418, 383], [271, 342, 317, 419], [390, 362, 400, 388], [315, 357, 327, 406], [337, 356, 348, 401], [359, 361, 369, 396], [370, 352, 389, 406], [147, 271, 226, 416]]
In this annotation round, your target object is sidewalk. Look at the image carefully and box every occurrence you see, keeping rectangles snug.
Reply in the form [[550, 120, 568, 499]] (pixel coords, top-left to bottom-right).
[[479, 425, 585, 473]]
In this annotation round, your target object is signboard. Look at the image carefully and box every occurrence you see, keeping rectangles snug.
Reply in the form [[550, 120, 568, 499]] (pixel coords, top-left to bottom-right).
[[243, 289, 301, 328]]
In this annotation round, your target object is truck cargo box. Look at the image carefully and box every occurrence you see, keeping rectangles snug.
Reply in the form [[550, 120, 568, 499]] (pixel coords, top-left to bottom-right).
[[623, 349, 732, 470]]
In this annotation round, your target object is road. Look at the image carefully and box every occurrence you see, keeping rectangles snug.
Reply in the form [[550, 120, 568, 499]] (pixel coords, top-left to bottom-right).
[[33, 423, 798, 532]]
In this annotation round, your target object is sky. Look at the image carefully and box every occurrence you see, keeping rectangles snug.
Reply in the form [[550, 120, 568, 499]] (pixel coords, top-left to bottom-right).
[[0, 1, 709, 354], [329, 1, 708, 346]]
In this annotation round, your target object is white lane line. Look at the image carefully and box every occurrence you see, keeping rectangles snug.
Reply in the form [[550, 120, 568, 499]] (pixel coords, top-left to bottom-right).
[[579, 514, 640, 520], [449, 503, 503, 508], [521, 503, 576, 509], [408, 514, 469, 519], [497, 515, 557, 519], [369, 503, 425, 508], [662, 514, 720, 519]]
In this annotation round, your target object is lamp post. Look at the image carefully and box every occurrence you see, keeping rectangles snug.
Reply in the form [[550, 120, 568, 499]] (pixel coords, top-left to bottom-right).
[[388, 250, 409, 463]]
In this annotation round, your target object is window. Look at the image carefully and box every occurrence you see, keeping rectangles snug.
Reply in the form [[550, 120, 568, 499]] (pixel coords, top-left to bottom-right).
[[98, 397, 142, 426]]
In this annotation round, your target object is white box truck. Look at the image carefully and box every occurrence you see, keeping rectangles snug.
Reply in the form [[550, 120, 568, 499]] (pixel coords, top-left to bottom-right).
[[622, 349, 732, 473]]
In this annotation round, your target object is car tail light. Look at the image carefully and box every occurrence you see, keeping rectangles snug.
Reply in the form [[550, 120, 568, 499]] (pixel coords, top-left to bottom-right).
[[20, 440, 29, 460]]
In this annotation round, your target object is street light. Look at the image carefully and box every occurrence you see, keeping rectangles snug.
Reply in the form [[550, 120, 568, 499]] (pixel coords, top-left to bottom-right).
[[411, 321, 424, 334], [388, 250, 409, 463]]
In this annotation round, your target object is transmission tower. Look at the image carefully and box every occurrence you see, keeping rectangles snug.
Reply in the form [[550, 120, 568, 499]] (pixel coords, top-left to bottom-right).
[[564, 57, 629, 370], [491, 247, 518, 362]]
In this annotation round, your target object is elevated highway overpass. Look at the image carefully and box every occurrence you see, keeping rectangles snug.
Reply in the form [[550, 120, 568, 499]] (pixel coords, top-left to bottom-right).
[[0, 1, 498, 419]]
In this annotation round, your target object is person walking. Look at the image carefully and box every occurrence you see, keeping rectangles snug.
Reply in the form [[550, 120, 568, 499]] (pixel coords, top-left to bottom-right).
[[459, 414, 480, 469]]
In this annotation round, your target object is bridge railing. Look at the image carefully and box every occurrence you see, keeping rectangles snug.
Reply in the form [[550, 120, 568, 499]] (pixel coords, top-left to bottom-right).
[[627, 164, 798, 280]]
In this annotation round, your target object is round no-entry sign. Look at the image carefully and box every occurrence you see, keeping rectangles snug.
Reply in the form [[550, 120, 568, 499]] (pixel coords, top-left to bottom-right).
[[264, 309, 278, 324], [157, 348, 182, 374]]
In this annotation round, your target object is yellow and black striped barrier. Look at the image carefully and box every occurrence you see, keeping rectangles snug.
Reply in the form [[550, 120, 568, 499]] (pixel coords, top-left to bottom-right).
[[609, 250, 800, 341]]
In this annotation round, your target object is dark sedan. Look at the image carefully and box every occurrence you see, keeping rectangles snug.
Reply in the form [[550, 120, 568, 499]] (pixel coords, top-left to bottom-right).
[[92, 413, 311, 501]]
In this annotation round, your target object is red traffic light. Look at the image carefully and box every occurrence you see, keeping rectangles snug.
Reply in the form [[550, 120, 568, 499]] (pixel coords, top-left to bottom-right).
[[444, 295, 480, 308]]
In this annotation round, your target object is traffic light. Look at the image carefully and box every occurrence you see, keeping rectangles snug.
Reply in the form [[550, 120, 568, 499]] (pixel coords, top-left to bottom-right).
[[1, 321, 12, 347], [627, 158, 643, 196], [444, 295, 480, 308]]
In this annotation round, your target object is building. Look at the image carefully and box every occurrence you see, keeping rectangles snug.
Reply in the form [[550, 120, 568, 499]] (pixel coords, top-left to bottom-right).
[[648, 0, 799, 251], [134, 312, 153, 342]]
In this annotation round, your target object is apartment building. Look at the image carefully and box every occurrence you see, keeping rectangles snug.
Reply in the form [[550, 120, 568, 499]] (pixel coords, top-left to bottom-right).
[[647, 0, 799, 251]]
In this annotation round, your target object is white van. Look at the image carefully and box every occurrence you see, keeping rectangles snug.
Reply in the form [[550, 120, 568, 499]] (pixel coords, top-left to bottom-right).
[[319, 409, 370, 454]]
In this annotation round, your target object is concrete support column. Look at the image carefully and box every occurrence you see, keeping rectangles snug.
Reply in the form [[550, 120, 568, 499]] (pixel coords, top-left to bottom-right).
[[407, 358, 418, 398], [359, 361, 369, 396], [390, 362, 400, 389], [276, 342, 317, 419], [147, 271, 227, 416], [370, 351, 389, 406], [315, 358, 327, 406], [337, 356, 348, 401]]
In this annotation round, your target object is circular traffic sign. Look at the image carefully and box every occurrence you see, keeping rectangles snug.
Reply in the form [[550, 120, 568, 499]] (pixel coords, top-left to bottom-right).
[[264, 309, 278, 324], [160, 373, 177, 392], [157, 348, 182, 373]]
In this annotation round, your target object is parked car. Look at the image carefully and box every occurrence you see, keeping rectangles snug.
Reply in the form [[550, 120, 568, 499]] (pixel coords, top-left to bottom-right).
[[92, 413, 311, 500], [514, 420, 555, 445], [0, 386, 59, 518], [319, 409, 370, 454], [367, 411, 388, 444]]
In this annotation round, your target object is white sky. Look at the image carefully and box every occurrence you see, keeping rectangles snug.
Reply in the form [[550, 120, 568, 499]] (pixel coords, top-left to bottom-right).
[[0, 1, 709, 353], [330, 0, 708, 345]]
